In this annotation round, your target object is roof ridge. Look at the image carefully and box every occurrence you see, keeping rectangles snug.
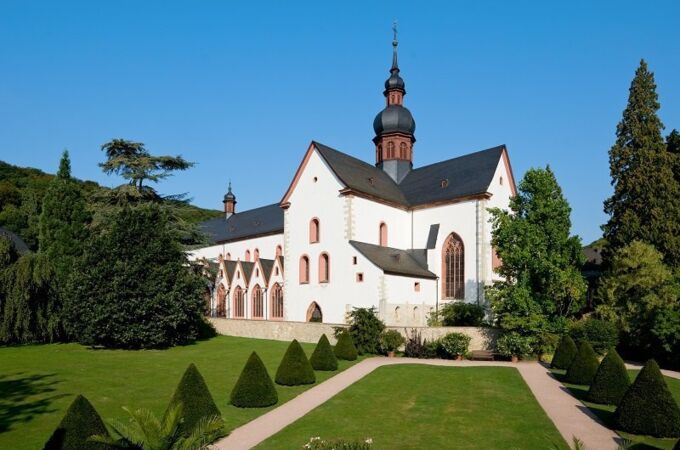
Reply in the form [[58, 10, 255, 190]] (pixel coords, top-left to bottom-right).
[[404, 144, 505, 175]]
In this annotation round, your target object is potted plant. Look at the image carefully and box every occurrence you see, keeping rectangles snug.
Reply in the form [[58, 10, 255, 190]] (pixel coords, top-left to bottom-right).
[[379, 330, 405, 357], [496, 332, 533, 362], [439, 332, 471, 360]]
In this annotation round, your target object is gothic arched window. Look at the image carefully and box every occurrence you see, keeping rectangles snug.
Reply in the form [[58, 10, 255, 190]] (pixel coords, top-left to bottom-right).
[[216, 283, 227, 317], [251, 284, 263, 318], [443, 233, 465, 299], [307, 302, 323, 322], [271, 283, 284, 319], [233, 286, 245, 318]]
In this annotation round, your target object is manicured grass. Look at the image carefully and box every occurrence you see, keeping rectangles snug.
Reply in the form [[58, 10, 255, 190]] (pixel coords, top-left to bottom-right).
[[256, 365, 569, 450], [552, 369, 680, 449], [0, 335, 360, 450]]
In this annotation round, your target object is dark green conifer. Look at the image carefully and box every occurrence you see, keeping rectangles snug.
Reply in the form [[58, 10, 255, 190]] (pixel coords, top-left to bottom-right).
[[587, 348, 630, 405], [565, 341, 599, 385], [43, 395, 109, 450], [551, 335, 578, 370], [166, 363, 222, 436], [230, 351, 278, 408], [275, 339, 316, 386], [614, 359, 680, 437], [334, 331, 358, 361], [309, 334, 338, 371]]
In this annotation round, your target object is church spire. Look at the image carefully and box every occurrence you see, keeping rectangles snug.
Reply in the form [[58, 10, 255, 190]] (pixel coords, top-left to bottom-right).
[[373, 22, 416, 183], [223, 180, 236, 219]]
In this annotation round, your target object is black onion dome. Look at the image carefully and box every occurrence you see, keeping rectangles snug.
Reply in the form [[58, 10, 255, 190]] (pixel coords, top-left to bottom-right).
[[373, 105, 416, 136], [223, 182, 236, 202], [384, 71, 405, 92]]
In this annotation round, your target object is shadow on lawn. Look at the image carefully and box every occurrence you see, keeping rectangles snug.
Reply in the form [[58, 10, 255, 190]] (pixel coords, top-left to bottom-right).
[[0, 372, 66, 433]]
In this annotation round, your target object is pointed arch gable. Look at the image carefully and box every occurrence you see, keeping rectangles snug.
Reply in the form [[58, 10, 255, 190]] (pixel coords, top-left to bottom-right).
[[500, 146, 517, 196], [306, 301, 323, 323]]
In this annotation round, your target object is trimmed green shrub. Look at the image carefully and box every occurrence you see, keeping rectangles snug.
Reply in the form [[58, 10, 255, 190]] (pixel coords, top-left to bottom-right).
[[345, 307, 385, 354], [565, 341, 599, 385], [334, 331, 358, 361], [587, 348, 630, 405], [439, 332, 471, 358], [310, 334, 338, 371], [674, 438, 680, 450], [230, 351, 278, 408], [275, 339, 316, 386], [43, 394, 110, 450], [614, 359, 680, 437], [379, 329, 405, 354], [569, 318, 619, 355], [496, 332, 533, 358], [551, 335, 578, 369], [438, 302, 485, 326], [166, 363, 221, 436]]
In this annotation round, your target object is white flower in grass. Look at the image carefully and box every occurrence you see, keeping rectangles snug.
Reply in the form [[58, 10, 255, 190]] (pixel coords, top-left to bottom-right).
[[365, 438, 373, 444]]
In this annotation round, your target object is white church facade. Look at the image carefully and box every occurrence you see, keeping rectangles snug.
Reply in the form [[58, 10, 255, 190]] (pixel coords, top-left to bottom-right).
[[190, 34, 516, 326]]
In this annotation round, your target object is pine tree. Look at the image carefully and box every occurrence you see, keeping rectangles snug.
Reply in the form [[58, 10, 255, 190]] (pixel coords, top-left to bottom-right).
[[551, 335, 578, 369], [587, 348, 630, 405], [230, 352, 278, 408], [275, 339, 316, 386], [614, 359, 680, 437], [603, 60, 680, 267], [43, 395, 110, 450], [334, 331, 358, 361], [310, 334, 338, 371], [165, 363, 222, 436], [565, 341, 599, 385]]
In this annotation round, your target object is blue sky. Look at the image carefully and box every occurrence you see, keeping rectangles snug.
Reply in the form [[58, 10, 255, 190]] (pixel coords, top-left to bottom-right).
[[1, 1, 679, 244]]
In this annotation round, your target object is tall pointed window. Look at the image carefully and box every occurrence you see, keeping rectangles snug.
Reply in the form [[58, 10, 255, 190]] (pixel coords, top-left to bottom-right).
[[299, 255, 310, 284], [319, 253, 330, 283], [233, 286, 245, 318], [379, 222, 388, 247], [216, 283, 227, 317], [309, 218, 320, 243], [271, 283, 284, 319], [251, 285, 263, 318], [443, 233, 465, 299]]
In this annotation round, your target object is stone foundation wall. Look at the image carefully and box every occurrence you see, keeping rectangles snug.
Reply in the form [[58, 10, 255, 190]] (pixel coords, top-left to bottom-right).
[[209, 318, 499, 350]]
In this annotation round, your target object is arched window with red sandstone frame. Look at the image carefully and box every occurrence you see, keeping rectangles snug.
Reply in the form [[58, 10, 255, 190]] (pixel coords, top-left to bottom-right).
[[307, 301, 323, 322], [379, 222, 388, 247], [442, 233, 465, 300], [309, 218, 320, 243], [245, 250, 251, 262], [299, 255, 310, 283], [275, 245, 283, 258], [319, 253, 330, 283], [233, 286, 245, 318], [400, 142, 407, 159], [251, 284, 263, 319], [387, 141, 395, 158], [216, 283, 227, 317], [270, 283, 284, 319], [254, 248, 259, 261]]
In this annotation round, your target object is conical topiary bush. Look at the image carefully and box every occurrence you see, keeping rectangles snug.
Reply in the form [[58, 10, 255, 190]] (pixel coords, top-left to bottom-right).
[[275, 339, 316, 386], [674, 437, 680, 450], [166, 363, 222, 436], [43, 395, 110, 450], [230, 351, 278, 408], [587, 348, 630, 405], [334, 331, 358, 361], [614, 359, 680, 437], [565, 341, 599, 385], [310, 334, 338, 371], [551, 335, 578, 369]]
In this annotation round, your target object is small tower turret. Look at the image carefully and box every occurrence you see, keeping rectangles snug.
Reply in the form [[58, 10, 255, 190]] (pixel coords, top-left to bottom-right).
[[223, 181, 236, 219]]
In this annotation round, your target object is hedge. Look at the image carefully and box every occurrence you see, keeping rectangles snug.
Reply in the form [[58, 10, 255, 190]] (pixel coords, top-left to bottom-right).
[[275, 339, 316, 386], [614, 359, 680, 437], [334, 331, 358, 361], [551, 335, 578, 369], [310, 334, 338, 371], [569, 318, 619, 355], [586, 348, 630, 405], [166, 363, 222, 436], [43, 395, 110, 450], [565, 341, 599, 385], [230, 351, 278, 408]]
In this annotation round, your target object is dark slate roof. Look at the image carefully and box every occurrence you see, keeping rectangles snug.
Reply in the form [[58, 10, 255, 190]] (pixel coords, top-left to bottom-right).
[[258, 258, 275, 283], [199, 203, 283, 244], [349, 240, 437, 279], [314, 142, 408, 205], [313, 142, 503, 207], [0, 227, 29, 254], [399, 146, 504, 206], [223, 260, 238, 281], [240, 261, 254, 283], [276, 255, 284, 272]]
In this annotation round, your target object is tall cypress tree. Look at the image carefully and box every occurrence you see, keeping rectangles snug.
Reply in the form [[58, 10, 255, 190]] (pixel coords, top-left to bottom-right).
[[603, 60, 680, 266]]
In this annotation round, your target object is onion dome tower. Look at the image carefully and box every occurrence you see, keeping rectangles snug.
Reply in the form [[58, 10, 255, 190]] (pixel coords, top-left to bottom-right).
[[223, 181, 236, 219], [373, 23, 416, 183]]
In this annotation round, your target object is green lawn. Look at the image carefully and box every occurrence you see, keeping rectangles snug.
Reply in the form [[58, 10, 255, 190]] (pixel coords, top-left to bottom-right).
[[0, 335, 360, 450], [256, 365, 569, 450], [552, 369, 680, 449]]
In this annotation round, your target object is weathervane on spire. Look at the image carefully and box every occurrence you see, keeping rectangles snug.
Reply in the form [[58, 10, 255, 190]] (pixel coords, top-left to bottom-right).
[[392, 20, 398, 46], [391, 20, 399, 72]]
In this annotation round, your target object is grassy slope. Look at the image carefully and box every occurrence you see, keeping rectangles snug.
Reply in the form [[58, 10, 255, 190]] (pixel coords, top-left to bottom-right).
[[0, 335, 360, 450], [553, 369, 680, 449], [257, 365, 569, 450]]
